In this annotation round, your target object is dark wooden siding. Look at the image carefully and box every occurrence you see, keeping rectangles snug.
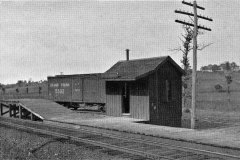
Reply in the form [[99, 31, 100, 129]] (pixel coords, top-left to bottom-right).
[[106, 81, 122, 117], [150, 61, 182, 127], [96, 79, 106, 103], [83, 78, 106, 103], [72, 78, 83, 101], [106, 80, 149, 119], [130, 79, 149, 120], [48, 76, 106, 104], [149, 73, 157, 121]]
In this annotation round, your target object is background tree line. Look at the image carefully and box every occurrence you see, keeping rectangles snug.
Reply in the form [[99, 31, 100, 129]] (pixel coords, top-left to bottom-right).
[[200, 62, 239, 72], [0, 79, 47, 91]]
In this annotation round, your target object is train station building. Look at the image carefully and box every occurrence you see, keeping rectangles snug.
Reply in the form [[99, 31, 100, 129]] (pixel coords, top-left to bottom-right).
[[104, 55, 184, 127]]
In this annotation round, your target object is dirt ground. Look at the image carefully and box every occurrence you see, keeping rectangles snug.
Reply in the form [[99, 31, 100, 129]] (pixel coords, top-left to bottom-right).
[[53, 108, 240, 130]]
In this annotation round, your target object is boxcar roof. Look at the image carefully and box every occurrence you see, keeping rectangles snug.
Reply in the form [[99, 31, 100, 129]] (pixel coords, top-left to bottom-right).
[[103, 56, 184, 81], [48, 73, 102, 79]]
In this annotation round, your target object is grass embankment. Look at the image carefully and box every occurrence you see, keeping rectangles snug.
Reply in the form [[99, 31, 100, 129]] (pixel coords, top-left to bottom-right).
[[182, 71, 240, 129], [0, 126, 128, 160], [197, 71, 240, 111]]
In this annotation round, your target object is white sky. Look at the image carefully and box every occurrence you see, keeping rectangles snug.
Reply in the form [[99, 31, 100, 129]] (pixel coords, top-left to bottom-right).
[[0, 0, 239, 84]]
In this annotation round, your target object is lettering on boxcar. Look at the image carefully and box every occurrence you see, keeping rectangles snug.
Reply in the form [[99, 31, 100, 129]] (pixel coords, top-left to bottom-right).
[[61, 83, 70, 87], [50, 83, 59, 87], [55, 89, 64, 94], [74, 89, 80, 92]]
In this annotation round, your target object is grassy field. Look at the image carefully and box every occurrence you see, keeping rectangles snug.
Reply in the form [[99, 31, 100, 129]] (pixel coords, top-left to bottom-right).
[[182, 109, 240, 129], [182, 71, 240, 129], [185, 71, 240, 111]]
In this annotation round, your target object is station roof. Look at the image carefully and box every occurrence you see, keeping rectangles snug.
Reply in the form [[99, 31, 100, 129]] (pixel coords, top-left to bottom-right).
[[103, 56, 184, 81]]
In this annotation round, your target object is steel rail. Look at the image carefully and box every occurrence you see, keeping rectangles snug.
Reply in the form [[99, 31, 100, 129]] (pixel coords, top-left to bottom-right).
[[1, 117, 239, 159], [0, 120, 173, 160], [47, 121, 240, 159], [87, 129, 240, 159]]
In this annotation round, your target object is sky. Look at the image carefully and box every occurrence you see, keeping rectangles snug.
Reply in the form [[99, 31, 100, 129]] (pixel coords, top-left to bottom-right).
[[0, 0, 239, 84]]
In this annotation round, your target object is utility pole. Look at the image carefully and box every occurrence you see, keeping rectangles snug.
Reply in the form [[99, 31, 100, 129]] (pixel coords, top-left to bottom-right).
[[175, 1, 212, 129], [192, 1, 198, 130]]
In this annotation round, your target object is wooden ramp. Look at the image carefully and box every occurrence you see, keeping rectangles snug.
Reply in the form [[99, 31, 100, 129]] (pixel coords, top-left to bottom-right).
[[0, 99, 75, 120]]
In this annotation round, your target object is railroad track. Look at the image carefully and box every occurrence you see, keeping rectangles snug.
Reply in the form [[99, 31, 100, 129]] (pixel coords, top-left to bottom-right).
[[0, 117, 239, 160]]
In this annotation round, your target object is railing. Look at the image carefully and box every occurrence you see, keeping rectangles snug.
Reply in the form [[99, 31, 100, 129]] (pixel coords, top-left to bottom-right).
[[0, 100, 44, 121]]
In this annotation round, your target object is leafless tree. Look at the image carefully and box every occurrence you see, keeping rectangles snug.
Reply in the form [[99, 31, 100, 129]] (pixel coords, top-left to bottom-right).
[[170, 25, 213, 109], [170, 25, 193, 109]]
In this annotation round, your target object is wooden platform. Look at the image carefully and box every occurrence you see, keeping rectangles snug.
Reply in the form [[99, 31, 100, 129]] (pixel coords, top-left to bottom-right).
[[0, 99, 75, 120]]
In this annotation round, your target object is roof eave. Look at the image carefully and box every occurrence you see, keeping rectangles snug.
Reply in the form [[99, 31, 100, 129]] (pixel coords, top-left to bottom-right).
[[105, 78, 136, 81], [154, 56, 185, 75], [135, 70, 155, 80], [135, 56, 185, 79]]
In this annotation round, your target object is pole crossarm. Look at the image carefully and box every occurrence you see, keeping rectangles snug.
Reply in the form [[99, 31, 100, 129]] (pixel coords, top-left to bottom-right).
[[175, 10, 213, 21], [175, 19, 211, 31], [182, 1, 205, 10]]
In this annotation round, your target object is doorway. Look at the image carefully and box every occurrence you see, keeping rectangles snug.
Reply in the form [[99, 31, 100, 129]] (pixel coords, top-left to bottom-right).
[[122, 83, 130, 114]]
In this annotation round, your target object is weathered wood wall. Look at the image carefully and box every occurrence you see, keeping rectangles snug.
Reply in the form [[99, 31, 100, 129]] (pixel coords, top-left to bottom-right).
[[106, 80, 149, 119], [130, 79, 149, 120], [83, 78, 106, 103], [106, 81, 122, 117], [48, 76, 106, 104], [149, 61, 182, 127]]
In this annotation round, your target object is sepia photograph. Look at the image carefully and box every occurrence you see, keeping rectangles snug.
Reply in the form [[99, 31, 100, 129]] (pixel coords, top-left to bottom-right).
[[0, 0, 240, 159]]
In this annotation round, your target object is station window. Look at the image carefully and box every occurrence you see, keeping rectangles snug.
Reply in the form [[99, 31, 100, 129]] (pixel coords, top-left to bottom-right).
[[166, 80, 172, 102]]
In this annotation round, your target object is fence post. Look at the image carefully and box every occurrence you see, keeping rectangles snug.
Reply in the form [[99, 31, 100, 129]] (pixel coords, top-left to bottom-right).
[[9, 105, 12, 117], [19, 105, 22, 119], [0, 103, 2, 116], [31, 113, 33, 121]]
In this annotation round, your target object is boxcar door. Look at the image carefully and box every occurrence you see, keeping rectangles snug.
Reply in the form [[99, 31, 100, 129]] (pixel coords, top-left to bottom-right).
[[72, 78, 83, 102]]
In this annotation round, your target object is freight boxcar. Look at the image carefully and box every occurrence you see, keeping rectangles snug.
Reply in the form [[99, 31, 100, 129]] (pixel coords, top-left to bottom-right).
[[47, 73, 106, 109]]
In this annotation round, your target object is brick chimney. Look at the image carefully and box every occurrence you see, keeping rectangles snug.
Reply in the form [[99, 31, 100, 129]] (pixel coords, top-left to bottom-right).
[[126, 49, 129, 61]]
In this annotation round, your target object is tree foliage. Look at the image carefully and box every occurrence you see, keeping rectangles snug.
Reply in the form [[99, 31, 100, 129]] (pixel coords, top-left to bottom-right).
[[223, 62, 233, 102], [0, 83, 4, 89], [172, 24, 212, 108], [214, 84, 223, 92], [175, 25, 194, 108], [211, 64, 220, 72], [201, 61, 239, 72], [181, 26, 193, 72]]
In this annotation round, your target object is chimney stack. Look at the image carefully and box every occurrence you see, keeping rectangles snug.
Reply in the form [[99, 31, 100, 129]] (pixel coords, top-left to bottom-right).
[[126, 49, 129, 61]]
